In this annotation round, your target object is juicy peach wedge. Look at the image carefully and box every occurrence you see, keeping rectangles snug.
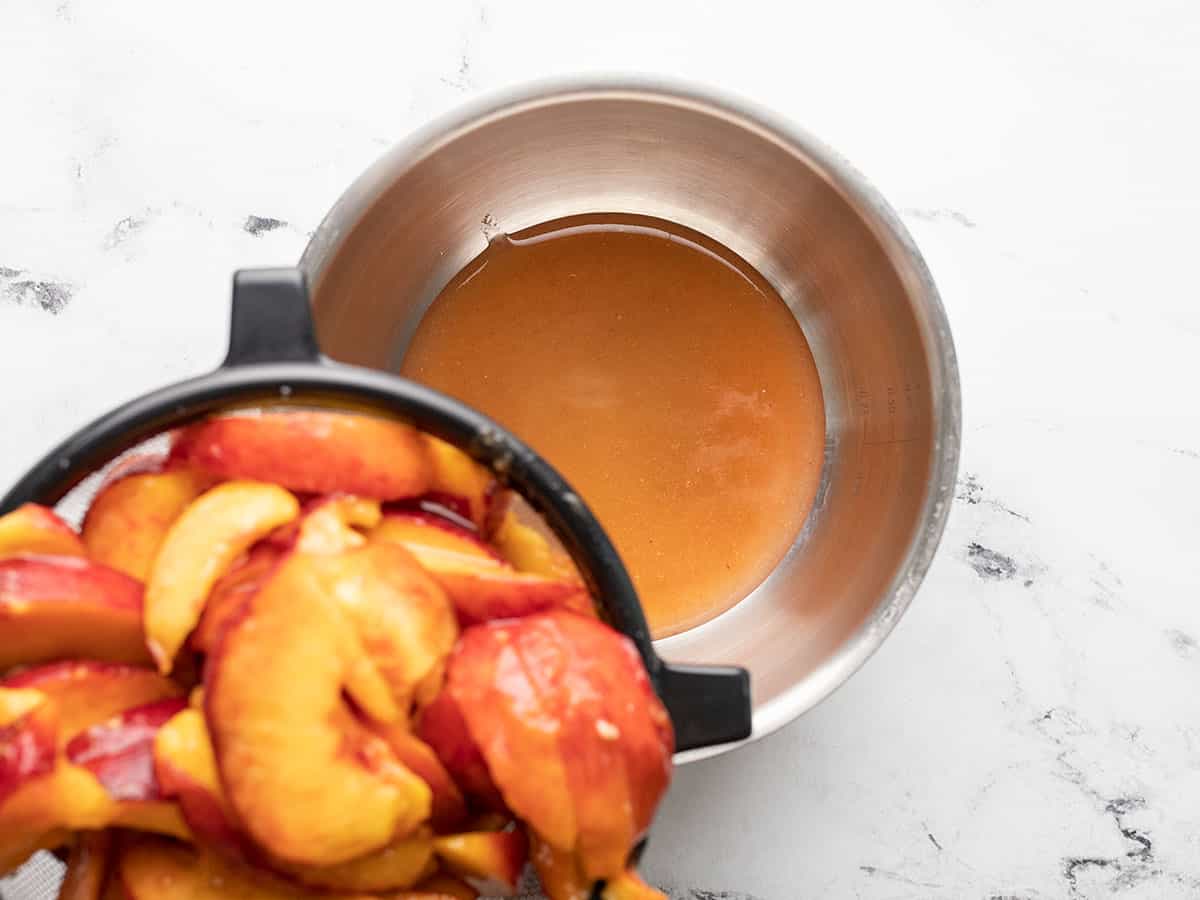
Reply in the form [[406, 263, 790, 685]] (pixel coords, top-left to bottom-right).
[[205, 551, 430, 866], [154, 707, 247, 857], [444, 611, 673, 882], [372, 513, 590, 626], [83, 467, 213, 580], [432, 829, 528, 894], [65, 697, 191, 839], [0, 555, 151, 671], [372, 723, 468, 832], [421, 435, 500, 530], [277, 830, 435, 892], [170, 411, 433, 499], [191, 545, 281, 656], [0, 504, 85, 559], [144, 480, 299, 673], [0, 687, 57, 808], [1, 661, 182, 746]]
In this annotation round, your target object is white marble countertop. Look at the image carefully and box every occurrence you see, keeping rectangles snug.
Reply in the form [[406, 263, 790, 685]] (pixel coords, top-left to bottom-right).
[[3, 2, 1200, 897]]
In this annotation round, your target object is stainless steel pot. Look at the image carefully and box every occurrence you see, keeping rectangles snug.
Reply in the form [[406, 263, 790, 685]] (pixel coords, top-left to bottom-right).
[[301, 78, 961, 761]]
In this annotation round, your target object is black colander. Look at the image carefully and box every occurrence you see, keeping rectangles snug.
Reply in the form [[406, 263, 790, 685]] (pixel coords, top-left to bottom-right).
[[0, 268, 751, 898]]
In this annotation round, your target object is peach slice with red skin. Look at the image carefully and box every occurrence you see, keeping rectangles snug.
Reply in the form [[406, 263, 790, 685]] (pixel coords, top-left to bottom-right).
[[0, 687, 57, 808], [421, 436, 500, 530], [154, 707, 248, 857], [58, 830, 113, 900], [372, 513, 591, 626], [83, 468, 214, 580], [191, 545, 281, 656], [205, 551, 430, 866], [530, 833, 590, 900], [432, 829, 528, 894], [0, 764, 116, 872], [372, 723, 468, 832], [144, 480, 299, 673], [444, 611, 673, 882], [1, 661, 183, 746], [0, 555, 151, 672], [0, 504, 85, 559], [170, 411, 433, 499], [65, 697, 191, 839], [492, 509, 577, 579], [416, 689, 506, 813]]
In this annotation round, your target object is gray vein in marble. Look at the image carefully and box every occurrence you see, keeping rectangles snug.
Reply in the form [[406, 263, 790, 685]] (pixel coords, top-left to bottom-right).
[[1165, 628, 1197, 660], [244, 215, 288, 236], [956, 473, 1031, 522], [858, 865, 942, 889], [104, 214, 149, 249], [901, 206, 977, 228], [966, 541, 1020, 581], [0, 267, 74, 314], [1033, 709, 1199, 895]]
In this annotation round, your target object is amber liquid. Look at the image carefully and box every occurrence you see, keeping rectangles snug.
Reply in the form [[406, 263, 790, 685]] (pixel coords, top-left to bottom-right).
[[402, 214, 825, 637]]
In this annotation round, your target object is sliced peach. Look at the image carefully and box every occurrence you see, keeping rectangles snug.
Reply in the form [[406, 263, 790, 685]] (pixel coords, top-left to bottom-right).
[[65, 697, 191, 839], [446, 612, 673, 881], [421, 436, 499, 530], [601, 871, 666, 900], [154, 707, 247, 857], [0, 555, 150, 671], [1, 661, 183, 746], [0, 764, 116, 870], [372, 514, 590, 626], [59, 830, 113, 900], [144, 480, 299, 672], [301, 540, 457, 714], [83, 468, 213, 580], [293, 495, 381, 554], [206, 553, 430, 866], [118, 837, 367, 900], [372, 512, 502, 562], [530, 833, 590, 900], [0, 687, 57, 807], [416, 690, 505, 813], [373, 723, 468, 832], [277, 830, 435, 892], [0, 504, 85, 559], [191, 545, 281, 656], [432, 830, 528, 894], [492, 509, 577, 579], [409, 873, 479, 900], [0, 694, 71, 875], [170, 411, 433, 500]]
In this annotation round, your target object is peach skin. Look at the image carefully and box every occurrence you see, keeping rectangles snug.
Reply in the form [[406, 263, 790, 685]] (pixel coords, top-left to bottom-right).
[[170, 411, 433, 499], [83, 468, 213, 580], [0, 555, 151, 671], [0, 504, 85, 559]]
